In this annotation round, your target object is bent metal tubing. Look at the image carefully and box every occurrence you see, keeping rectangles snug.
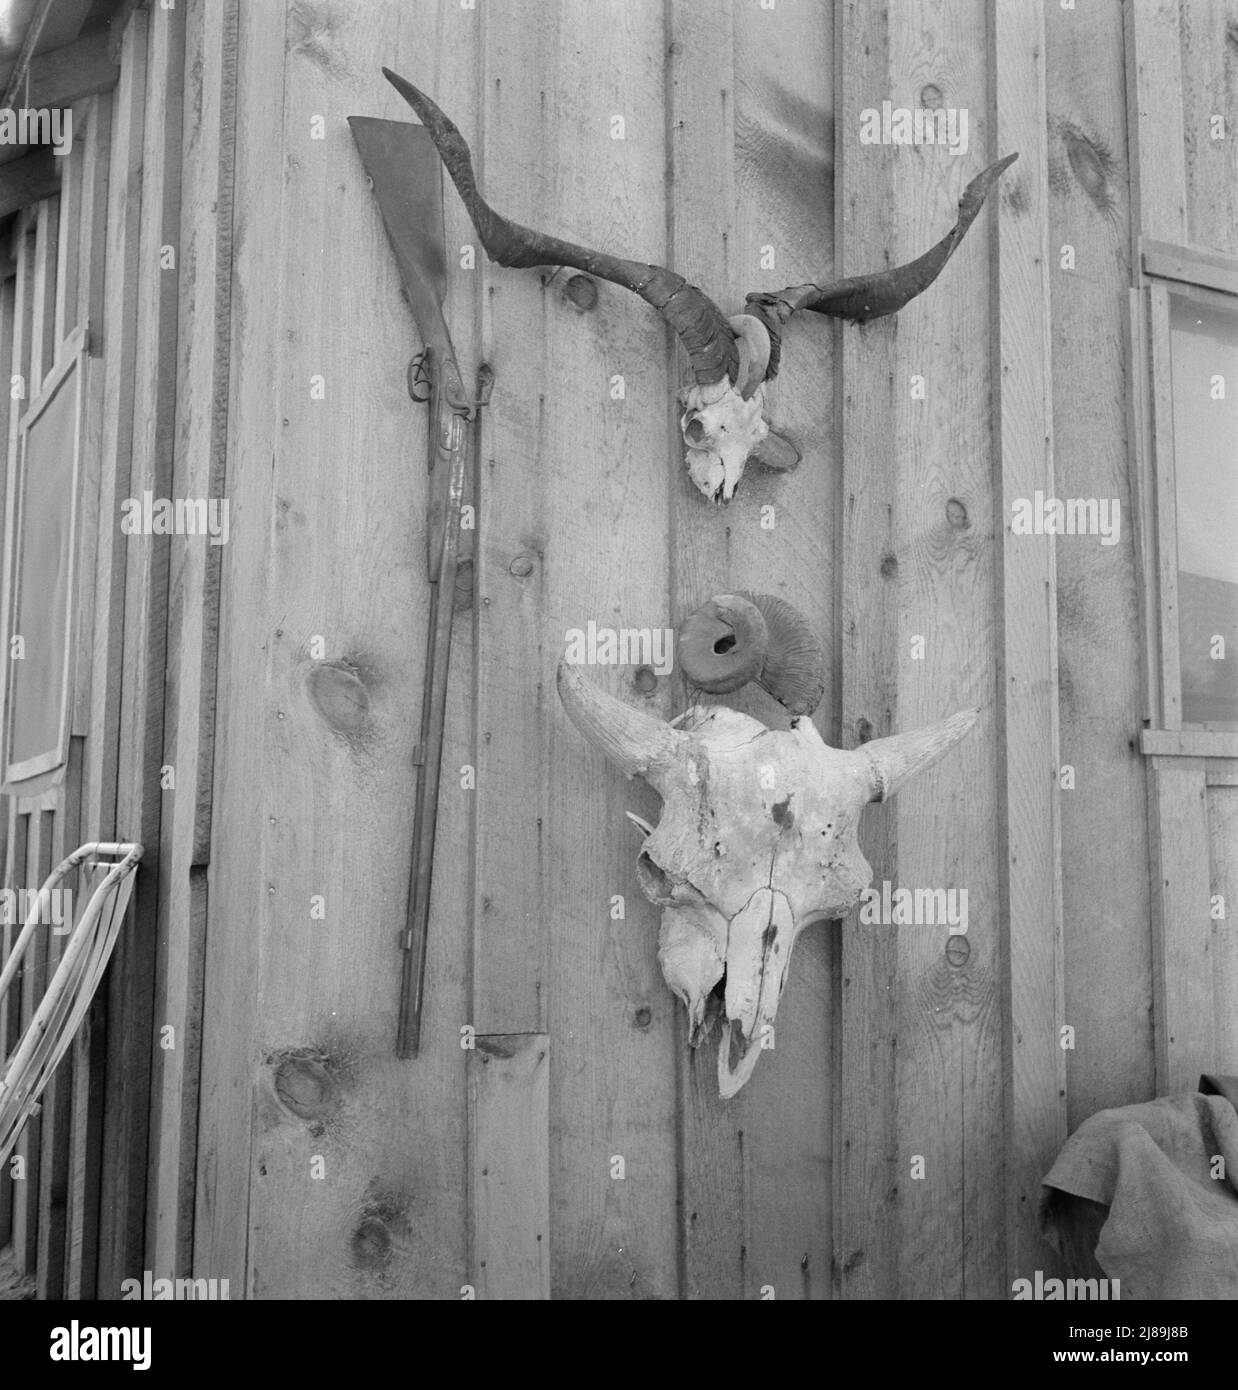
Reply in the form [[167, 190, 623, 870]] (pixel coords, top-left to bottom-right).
[[0, 842, 143, 1166]]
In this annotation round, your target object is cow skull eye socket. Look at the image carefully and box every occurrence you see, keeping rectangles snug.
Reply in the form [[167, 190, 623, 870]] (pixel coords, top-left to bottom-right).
[[684, 414, 706, 445]]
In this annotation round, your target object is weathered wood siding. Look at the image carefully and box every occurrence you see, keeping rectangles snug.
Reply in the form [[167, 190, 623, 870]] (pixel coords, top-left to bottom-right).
[[0, 89, 119, 1300], [120, 0, 1238, 1299], [4, 0, 1236, 1301]]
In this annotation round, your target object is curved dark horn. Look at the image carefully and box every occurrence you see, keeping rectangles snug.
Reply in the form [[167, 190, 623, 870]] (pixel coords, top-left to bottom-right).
[[678, 595, 769, 694], [745, 153, 1017, 378], [677, 592, 825, 715], [743, 592, 824, 716], [383, 69, 739, 388]]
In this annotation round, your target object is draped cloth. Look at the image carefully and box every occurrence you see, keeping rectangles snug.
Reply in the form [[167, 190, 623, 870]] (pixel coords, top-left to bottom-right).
[[1040, 1075, 1238, 1299]]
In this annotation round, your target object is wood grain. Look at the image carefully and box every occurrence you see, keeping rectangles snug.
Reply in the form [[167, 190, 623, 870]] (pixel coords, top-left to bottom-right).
[[1045, 0, 1155, 1132], [13, 802, 46, 1272], [147, 0, 237, 1284], [1179, 0, 1238, 258], [68, 103, 108, 750], [0, 220, 35, 806], [73, 40, 141, 1298], [37, 753, 86, 1300], [27, 197, 58, 393], [469, 1033, 549, 1298], [2, 224, 36, 1275], [989, 0, 1066, 1285], [98, 0, 179, 1296], [29, 175, 77, 1298], [80, 32, 142, 876], [199, 0, 471, 1297], [1206, 785, 1238, 1072], [1147, 755, 1214, 1092], [191, 0, 277, 1285], [670, 0, 836, 1302], [11, 0, 1223, 1302], [0, 286, 13, 1203], [475, 0, 679, 1299], [52, 127, 83, 352], [837, 0, 1002, 1299], [1147, 284, 1182, 728], [0, 812, 28, 1254], [1123, 0, 1187, 245]]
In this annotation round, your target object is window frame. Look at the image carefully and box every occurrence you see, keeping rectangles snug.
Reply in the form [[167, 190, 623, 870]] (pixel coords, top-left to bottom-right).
[[1133, 237, 1238, 752], [1, 324, 88, 788]]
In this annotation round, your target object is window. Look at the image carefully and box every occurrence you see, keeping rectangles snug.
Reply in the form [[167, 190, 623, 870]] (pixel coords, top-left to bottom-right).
[[1136, 241, 1238, 736], [1167, 293, 1238, 725]]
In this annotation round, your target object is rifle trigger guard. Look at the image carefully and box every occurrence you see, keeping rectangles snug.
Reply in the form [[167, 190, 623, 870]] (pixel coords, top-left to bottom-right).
[[407, 351, 433, 403]]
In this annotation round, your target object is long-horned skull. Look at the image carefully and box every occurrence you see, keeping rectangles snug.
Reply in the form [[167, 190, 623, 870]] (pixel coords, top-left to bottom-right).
[[383, 69, 1016, 502], [557, 662, 977, 1096]]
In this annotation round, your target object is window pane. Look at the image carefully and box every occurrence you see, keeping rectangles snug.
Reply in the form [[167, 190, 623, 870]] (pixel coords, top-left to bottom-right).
[[1171, 293, 1238, 725], [9, 365, 76, 771]]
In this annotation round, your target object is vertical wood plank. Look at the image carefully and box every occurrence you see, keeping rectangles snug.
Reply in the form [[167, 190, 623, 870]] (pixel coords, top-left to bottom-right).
[[37, 755, 86, 1299], [835, 0, 898, 1299], [1123, 0, 1187, 245], [68, 103, 109, 747], [65, 85, 117, 1306], [1046, 0, 1155, 1127], [669, 0, 836, 1302], [12, 803, 46, 1272], [64, 957, 107, 1299], [191, 0, 277, 1284], [475, 0, 678, 1299], [53, 109, 85, 349], [82, 25, 144, 869], [199, 0, 472, 1297], [412, 0, 480, 1299], [97, 0, 179, 1297], [147, 0, 237, 1284], [28, 197, 58, 391], [988, 0, 1067, 1285], [469, 1033, 549, 1298], [0, 810, 28, 1251], [665, 1, 744, 1303], [1127, 287, 1161, 728], [836, 0, 1002, 1299], [0, 275, 15, 1025], [1178, 0, 1238, 258], [1206, 784, 1238, 1071], [0, 254, 17, 1171], [77, 95, 112, 349], [0, 226, 35, 805], [1147, 756, 1213, 1091], [1147, 284, 1182, 728]]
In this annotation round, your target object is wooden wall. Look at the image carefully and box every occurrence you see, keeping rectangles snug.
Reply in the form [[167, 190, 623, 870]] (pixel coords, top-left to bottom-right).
[[0, 77, 121, 1298], [4, 0, 1236, 1301]]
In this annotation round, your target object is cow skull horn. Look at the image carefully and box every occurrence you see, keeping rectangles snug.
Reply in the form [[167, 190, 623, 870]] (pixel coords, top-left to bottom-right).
[[856, 707, 980, 802], [556, 661, 687, 791], [557, 662, 980, 1095]]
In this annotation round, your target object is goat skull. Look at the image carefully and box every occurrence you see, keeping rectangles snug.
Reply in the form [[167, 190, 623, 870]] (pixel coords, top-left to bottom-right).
[[557, 662, 978, 1096]]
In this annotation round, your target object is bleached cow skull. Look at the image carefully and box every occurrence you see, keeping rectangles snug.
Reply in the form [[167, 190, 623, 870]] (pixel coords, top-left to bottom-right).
[[557, 662, 977, 1096], [383, 69, 1016, 502]]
